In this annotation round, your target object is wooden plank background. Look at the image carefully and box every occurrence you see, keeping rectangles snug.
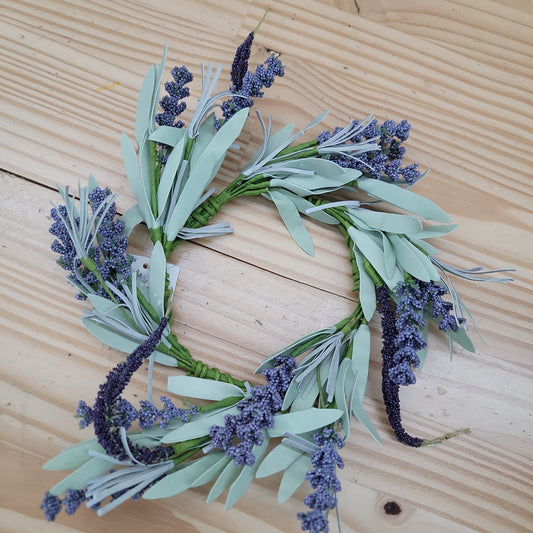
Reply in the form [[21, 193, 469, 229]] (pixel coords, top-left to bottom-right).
[[1, 1, 532, 532]]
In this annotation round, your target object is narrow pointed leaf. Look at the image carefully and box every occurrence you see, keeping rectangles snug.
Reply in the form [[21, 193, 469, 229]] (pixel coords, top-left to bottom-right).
[[43, 439, 104, 471], [148, 241, 166, 317], [278, 454, 312, 503], [351, 324, 370, 401], [354, 249, 376, 321], [256, 444, 303, 479], [167, 375, 245, 401], [206, 460, 241, 503], [267, 408, 343, 438], [50, 457, 111, 496]]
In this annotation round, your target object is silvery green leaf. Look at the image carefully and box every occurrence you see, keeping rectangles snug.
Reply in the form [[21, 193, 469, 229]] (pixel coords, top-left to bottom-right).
[[167, 375, 245, 401], [135, 65, 156, 146], [357, 178, 451, 223], [289, 378, 320, 412], [121, 204, 144, 236], [269, 178, 313, 197], [50, 457, 111, 496], [256, 442, 304, 478], [408, 224, 459, 239], [80, 318, 177, 367], [148, 241, 166, 317], [448, 327, 476, 353], [191, 453, 232, 487], [143, 453, 225, 499], [121, 133, 155, 228], [382, 233, 396, 279], [282, 191, 339, 224], [278, 454, 312, 503], [206, 460, 241, 503], [354, 248, 376, 321], [351, 324, 370, 402], [334, 358, 351, 438], [148, 125, 186, 147], [189, 112, 217, 168], [348, 226, 403, 289], [225, 436, 269, 509], [410, 236, 440, 256], [267, 189, 314, 256], [350, 209, 423, 234], [267, 408, 343, 438], [388, 233, 431, 282], [350, 390, 382, 444], [43, 438, 104, 471], [165, 108, 249, 240], [160, 405, 240, 443], [256, 327, 336, 373], [281, 376, 301, 411], [156, 135, 186, 219]]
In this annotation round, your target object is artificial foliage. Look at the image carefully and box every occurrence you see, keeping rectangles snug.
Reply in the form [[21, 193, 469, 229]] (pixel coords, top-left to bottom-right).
[[41, 21, 513, 533]]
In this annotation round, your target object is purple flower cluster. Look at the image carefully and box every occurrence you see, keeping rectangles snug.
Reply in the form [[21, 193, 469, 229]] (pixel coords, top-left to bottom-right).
[[297, 428, 344, 533], [215, 54, 285, 129], [49, 187, 132, 300], [89, 318, 173, 462], [231, 31, 254, 91], [209, 356, 295, 466], [41, 489, 86, 521], [317, 118, 420, 183], [155, 65, 194, 128], [138, 396, 197, 429]]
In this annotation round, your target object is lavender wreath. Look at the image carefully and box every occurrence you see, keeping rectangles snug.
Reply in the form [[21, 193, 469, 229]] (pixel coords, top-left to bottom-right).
[[41, 21, 513, 533]]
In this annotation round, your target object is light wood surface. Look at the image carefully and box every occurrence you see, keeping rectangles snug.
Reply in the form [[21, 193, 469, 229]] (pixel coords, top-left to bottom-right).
[[1, 1, 532, 532]]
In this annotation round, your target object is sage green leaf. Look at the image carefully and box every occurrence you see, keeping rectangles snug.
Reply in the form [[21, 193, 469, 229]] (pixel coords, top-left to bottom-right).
[[43, 438, 103, 471], [408, 224, 458, 239], [278, 454, 312, 503], [249, 122, 295, 166], [351, 324, 370, 402], [281, 376, 301, 411], [267, 189, 314, 255], [160, 406, 240, 443], [156, 135, 186, 219], [410, 236, 439, 256], [388, 233, 431, 282], [267, 408, 343, 438], [354, 249, 376, 321], [448, 327, 476, 353], [121, 204, 144, 236], [256, 443, 303, 478], [50, 457, 111, 496], [121, 133, 154, 227], [290, 379, 320, 412], [382, 233, 396, 279], [148, 241, 166, 317], [357, 178, 451, 223], [143, 453, 225, 499], [348, 226, 403, 289], [206, 460, 241, 503], [264, 190, 338, 225], [350, 209, 423, 234], [269, 178, 313, 197], [80, 318, 177, 367], [148, 126, 186, 147], [350, 392, 382, 444], [334, 358, 351, 438], [167, 375, 245, 401], [189, 112, 217, 169], [191, 453, 231, 487], [225, 436, 269, 509], [165, 108, 249, 240], [135, 65, 156, 146]]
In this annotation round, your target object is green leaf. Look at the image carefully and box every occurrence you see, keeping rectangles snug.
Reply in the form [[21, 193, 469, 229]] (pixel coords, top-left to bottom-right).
[[357, 178, 451, 223], [206, 460, 241, 503], [348, 226, 403, 289], [334, 358, 351, 439], [350, 391, 382, 445], [43, 438, 104, 471], [225, 436, 269, 509], [167, 376, 245, 401], [189, 112, 217, 169], [408, 224, 458, 239], [354, 249, 376, 321], [81, 318, 177, 367], [267, 408, 343, 438], [148, 241, 166, 317], [350, 209, 423, 234], [49, 457, 111, 496], [160, 406, 240, 443], [256, 443, 304, 478], [148, 126, 186, 147], [121, 133, 154, 228], [165, 108, 249, 241], [267, 189, 314, 255], [382, 233, 396, 279], [278, 454, 312, 503], [143, 453, 225, 499], [448, 327, 476, 353], [121, 204, 144, 236], [135, 65, 156, 146], [388, 233, 431, 282], [156, 135, 186, 219], [191, 453, 231, 487], [351, 324, 370, 402]]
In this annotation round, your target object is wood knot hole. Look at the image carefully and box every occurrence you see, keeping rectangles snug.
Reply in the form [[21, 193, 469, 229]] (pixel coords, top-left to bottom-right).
[[383, 500, 402, 515]]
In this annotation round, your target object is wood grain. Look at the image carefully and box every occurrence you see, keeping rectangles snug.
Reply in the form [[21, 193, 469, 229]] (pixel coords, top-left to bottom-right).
[[1, 1, 532, 532]]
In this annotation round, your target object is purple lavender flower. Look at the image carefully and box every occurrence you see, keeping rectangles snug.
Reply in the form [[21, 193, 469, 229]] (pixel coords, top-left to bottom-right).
[[317, 118, 420, 183], [209, 356, 295, 466], [377, 285, 424, 447], [76, 400, 94, 428], [155, 66, 193, 128], [231, 31, 254, 91], [91, 318, 172, 462], [297, 427, 344, 533], [49, 186, 132, 300], [40, 491, 62, 521], [63, 489, 86, 515], [138, 396, 197, 429]]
